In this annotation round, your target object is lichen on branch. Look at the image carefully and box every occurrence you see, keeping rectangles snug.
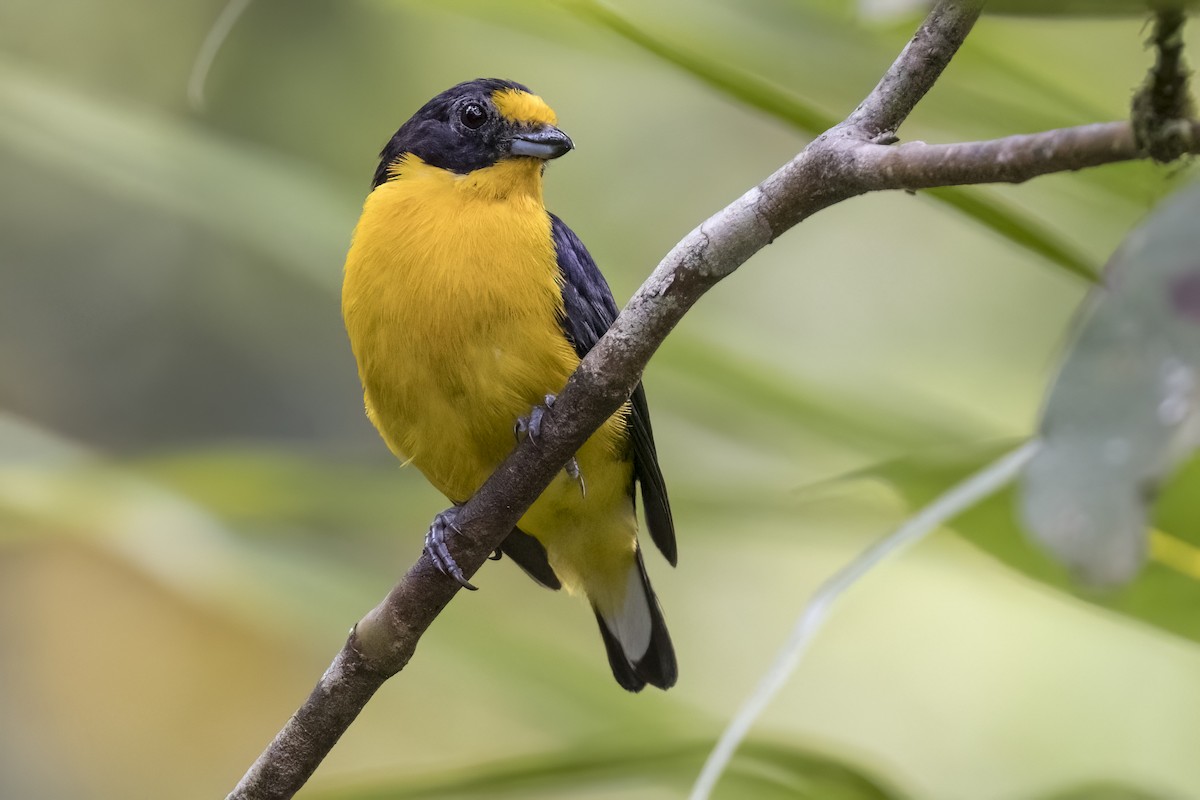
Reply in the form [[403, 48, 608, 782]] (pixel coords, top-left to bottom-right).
[[1132, 4, 1196, 162]]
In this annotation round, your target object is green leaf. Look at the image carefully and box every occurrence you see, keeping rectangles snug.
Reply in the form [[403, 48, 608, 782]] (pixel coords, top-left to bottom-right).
[[737, 739, 908, 800], [563, 0, 838, 134], [1035, 782, 1177, 800], [563, 0, 1098, 283], [850, 440, 1200, 645], [0, 412, 380, 638], [988, 0, 1199, 16], [129, 446, 434, 538], [0, 55, 356, 291], [1020, 184, 1200, 585], [922, 187, 1098, 282], [307, 738, 906, 800], [664, 336, 982, 452]]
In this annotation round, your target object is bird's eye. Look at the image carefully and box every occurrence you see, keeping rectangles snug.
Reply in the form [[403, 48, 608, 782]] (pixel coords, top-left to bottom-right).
[[459, 103, 487, 130]]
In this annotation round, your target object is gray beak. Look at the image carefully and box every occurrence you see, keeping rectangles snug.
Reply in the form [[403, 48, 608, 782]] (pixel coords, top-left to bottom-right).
[[509, 124, 574, 160]]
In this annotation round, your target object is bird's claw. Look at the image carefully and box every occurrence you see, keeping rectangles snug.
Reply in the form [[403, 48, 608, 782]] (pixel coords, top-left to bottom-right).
[[515, 394, 587, 498], [565, 456, 586, 499], [424, 508, 478, 590]]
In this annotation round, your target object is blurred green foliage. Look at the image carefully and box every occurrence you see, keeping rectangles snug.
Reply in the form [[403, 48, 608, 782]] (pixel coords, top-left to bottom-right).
[[1020, 185, 1200, 587], [306, 738, 907, 799], [850, 442, 1200, 645], [3, 1, 1200, 799]]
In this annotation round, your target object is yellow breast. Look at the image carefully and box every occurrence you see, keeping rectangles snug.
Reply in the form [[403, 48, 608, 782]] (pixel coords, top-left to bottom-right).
[[342, 155, 585, 501]]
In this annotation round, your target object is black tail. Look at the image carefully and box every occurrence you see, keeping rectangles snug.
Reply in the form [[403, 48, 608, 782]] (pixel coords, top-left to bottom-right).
[[592, 548, 677, 692]]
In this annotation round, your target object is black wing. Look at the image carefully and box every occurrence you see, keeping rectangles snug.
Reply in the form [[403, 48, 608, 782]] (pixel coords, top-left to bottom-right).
[[499, 527, 561, 590], [550, 214, 676, 566]]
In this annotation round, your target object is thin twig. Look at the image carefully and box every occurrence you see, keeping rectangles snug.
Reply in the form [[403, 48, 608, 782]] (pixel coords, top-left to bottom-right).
[[188, 0, 255, 112], [687, 441, 1041, 800]]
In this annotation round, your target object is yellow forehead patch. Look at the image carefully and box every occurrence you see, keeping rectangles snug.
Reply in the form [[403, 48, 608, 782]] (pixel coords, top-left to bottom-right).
[[491, 88, 558, 126]]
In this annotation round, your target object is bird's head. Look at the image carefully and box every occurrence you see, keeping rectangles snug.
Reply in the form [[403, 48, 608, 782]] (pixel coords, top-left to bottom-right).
[[372, 78, 573, 189]]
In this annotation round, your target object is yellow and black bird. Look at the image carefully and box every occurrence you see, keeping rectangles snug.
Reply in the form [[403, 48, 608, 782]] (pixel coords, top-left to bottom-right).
[[341, 79, 677, 691]]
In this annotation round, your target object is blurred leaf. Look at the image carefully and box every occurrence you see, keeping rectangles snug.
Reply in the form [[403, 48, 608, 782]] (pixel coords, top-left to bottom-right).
[[309, 738, 905, 800], [564, 0, 1097, 282], [1036, 782, 1177, 800], [922, 187, 1098, 282], [0, 56, 356, 291], [989, 1, 1198, 15], [0, 421, 691, 727], [565, 0, 837, 132], [849, 439, 1200, 645], [966, 42, 1119, 125], [665, 336, 980, 452], [131, 446, 427, 538], [736, 739, 908, 800], [0, 412, 379, 638], [1020, 184, 1200, 585]]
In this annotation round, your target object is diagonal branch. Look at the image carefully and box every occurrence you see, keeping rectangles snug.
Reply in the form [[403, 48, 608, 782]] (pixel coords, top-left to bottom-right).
[[226, 2, 1200, 798]]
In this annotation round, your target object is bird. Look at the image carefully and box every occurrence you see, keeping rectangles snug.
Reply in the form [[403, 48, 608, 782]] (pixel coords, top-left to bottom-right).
[[341, 78, 677, 691]]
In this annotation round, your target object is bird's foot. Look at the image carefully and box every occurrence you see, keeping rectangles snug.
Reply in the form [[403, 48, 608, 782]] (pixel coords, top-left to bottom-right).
[[514, 393, 586, 499], [424, 507, 477, 591], [514, 393, 557, 443]]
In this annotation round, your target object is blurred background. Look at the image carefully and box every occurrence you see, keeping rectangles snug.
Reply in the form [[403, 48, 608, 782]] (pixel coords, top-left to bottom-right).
[[3, 1, 1200, 798]]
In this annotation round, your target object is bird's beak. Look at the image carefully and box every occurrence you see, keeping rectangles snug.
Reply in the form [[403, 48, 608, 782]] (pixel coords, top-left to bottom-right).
[[509, 124, 574, 160]]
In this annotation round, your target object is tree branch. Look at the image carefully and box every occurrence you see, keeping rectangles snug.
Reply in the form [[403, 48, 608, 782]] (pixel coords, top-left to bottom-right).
[[844, 0, 983, 139], [852, 120, 1200, 189], [226, 2, 1200, 797]]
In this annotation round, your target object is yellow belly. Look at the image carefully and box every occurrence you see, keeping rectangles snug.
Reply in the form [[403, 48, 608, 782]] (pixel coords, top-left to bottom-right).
[[342, 156, 635, 593]]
